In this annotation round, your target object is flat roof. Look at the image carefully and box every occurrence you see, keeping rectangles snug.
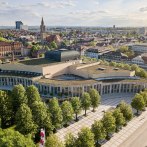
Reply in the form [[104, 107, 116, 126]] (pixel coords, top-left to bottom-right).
[[75, 64, 133, 75], [37, 78, 97, 86], [37, 78, 147, 86], [19, 58, 57, 67]]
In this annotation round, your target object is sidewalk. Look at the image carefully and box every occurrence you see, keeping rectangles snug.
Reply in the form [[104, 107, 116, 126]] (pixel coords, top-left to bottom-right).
[[55, 94, 134, 142], [102, 109, 147, 147]]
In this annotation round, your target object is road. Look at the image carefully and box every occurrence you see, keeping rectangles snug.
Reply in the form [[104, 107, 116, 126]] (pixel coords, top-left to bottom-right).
[[119, 120, 147, 147]]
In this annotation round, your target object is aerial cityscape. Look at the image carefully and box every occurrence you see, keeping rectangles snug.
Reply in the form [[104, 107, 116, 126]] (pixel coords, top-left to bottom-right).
[[0, 0, 147, 147]]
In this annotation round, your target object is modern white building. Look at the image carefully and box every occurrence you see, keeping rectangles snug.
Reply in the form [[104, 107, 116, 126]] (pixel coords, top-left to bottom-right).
[[131, 44, 147, 53], [132, 56, 144, 65], [0, 56, 146, 99], [85, 47, 111, 59]]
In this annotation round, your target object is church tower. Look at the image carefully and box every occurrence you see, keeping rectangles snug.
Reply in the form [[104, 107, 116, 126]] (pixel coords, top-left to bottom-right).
[[40, 17, 46, 43], [40, 17, 46, 33]]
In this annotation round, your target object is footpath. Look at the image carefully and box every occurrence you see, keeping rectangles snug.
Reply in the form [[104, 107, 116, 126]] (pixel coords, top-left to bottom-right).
[[102, 109, 147, 147]]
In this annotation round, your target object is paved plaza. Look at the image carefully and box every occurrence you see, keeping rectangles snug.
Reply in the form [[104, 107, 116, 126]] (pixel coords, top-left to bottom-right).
[[55, 93, 135, 142], [103, 109, 147, 147]]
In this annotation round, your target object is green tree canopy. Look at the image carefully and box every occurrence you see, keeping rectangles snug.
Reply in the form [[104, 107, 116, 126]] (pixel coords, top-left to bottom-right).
[[112, 108, 125, 129], [31, 44, 41, 52], [81, 92, 91, 116], [12, 84, 27, 113], [117, 101, 133, 121], [48, 97, 63, 129], [91, 120, 106, 144], [140, 91, 147, 107], [110, 61, 117, 67], [61, 101, 74, 126], [131, 93, 145, 114], [26, 85, 41, 107], [89, 89, 101, 112], [77, 127, 95, 147], [50, 41, 58, 49], [65, 133, 77, 147], [0, 128, 35, 147], [15, 104, 37, 135], [0, 90, 13, 128], [71, 97, 82, 121], [31, 101, 53, 135], [102, 112, 116, 136], [45, 134, 64, 147], [131, 64, 139, 71]]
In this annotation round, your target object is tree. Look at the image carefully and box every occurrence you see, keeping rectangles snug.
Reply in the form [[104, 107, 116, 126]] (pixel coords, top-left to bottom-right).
[[50, 41, 58, 49], [110, 61, 117, 67], [102, 112, 116, 137], [131, 64, 139, 71], [140, 91, 147, 107], [139, 69, 147, 78], [81, 92, 91, 116], [71, 97, 82, 121], [15, 104, 37, 135], [65, 133, 77, 147], [26, 85, 41, 107], [131, 94, 145, 115], [61, 101, 74, 126], [0, 90, 13, 128], [31, 101, 53, 135], [11, 84, 27, 113], [123, 64, 131, 70], [112, 108, 125, 130], [77, 127, 95, 147], [117, 101, 133, 121], [91, 120, 106, 145], [0, 129, 35, 147], [89, 89, 101, 112], [45, 134, 64, 147], [48, 98, 63, 130]]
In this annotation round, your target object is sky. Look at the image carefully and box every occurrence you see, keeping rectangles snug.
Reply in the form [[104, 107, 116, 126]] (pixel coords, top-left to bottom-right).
[[1, 0, 147, 27]]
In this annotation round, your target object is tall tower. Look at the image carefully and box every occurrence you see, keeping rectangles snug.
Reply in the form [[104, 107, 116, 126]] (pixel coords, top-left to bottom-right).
[[40, 17, 46, 43], [40, 17, 46, 33]]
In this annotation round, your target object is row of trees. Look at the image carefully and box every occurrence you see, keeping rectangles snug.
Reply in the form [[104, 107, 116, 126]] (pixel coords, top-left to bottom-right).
[[101, 60, 147, 78], [1, 83, 146, 146], [45, 100, 134, 147], [48, 88, 101, 129], [0, 84, 101, 144], [0, 84, 52, 140]]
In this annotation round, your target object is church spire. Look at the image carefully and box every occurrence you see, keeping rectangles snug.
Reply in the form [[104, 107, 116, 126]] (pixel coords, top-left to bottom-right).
[[41, 17, 44, 25], [40, 17, 45, 33]]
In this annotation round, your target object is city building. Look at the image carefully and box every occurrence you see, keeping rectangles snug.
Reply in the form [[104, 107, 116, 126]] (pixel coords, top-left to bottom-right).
[[132, 56, 144, 65], [85, 47, 111, 59], [46, 35, 62, 45], [16, 21, 23, 30], [40, 17, 47, 42], [0, 41, 23, 58], [131, 54, 147, 65], [45, 49, 80, 62], [131, 44, 147, 53], [101, 51, 128, 61], [0, 51, 146, 99]]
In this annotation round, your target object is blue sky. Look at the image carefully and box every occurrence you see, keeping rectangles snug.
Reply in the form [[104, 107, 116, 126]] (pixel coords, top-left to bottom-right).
[[1, 0, 147, 26]]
